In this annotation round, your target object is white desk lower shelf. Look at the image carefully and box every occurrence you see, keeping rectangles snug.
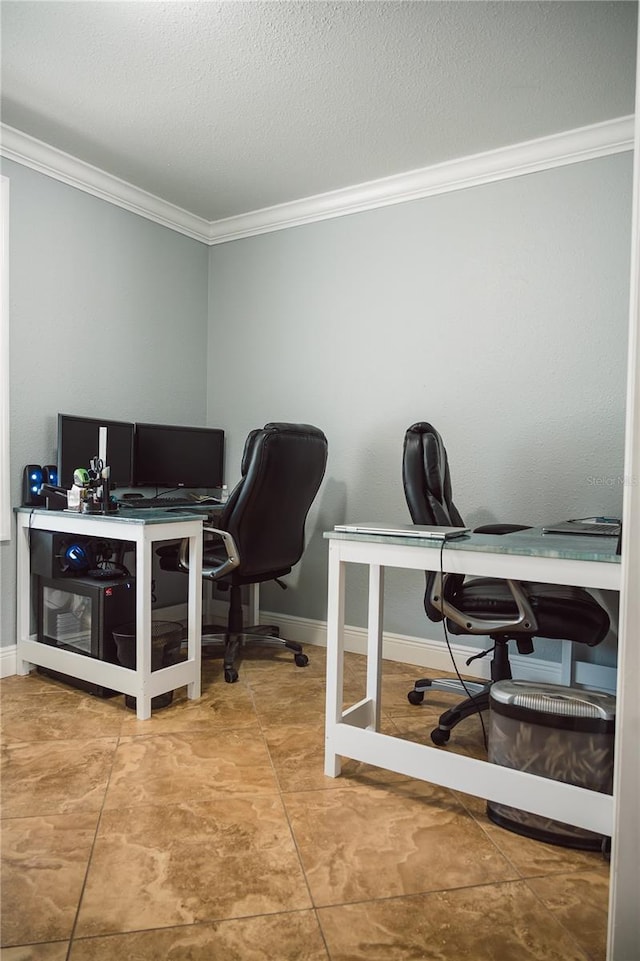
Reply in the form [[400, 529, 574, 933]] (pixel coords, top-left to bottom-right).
[[16, 506, 204, 720], [323, 527, 621, 837]]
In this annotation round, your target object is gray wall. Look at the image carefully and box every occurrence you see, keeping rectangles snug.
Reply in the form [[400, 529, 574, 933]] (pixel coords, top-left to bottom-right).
[[207, 154, 632, 656], [2, 151, 632, 666], [0, 159, 209, 648]]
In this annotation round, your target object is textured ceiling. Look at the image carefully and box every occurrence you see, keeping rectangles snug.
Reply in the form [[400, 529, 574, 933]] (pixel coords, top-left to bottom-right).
[[1, 1, 637, 222]]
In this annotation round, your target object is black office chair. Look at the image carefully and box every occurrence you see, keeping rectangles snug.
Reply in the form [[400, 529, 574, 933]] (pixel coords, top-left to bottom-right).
[[402, 422, 610, 745], [158, 422, 328, 683]]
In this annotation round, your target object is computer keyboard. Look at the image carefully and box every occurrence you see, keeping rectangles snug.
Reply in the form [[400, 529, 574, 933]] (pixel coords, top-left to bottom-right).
[[576, 523, 621, 535], [117, 496, 220, 509], [542, 519, 621, 536]]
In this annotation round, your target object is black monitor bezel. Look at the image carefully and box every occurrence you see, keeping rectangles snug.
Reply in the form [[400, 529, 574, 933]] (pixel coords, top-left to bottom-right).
[[57, 413, 135, 490], [133, 422, 225, 490]]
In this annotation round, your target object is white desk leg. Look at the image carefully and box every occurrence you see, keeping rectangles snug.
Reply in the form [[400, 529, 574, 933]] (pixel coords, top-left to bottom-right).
[[366, 564, 384, 730], [325, 541, 346, 777], [135, 534, 153, 720], [186, 527, 202, 701], [248, 583, 260, 625], [559, 639, 575, 687], [16, 516, 33, 675]]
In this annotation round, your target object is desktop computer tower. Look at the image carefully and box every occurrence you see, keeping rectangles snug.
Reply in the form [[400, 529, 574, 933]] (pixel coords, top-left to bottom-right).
[[36, 574, 136, 697]]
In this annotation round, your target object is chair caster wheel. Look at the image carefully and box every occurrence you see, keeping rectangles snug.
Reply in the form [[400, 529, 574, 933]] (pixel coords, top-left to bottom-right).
[[431, 727, 450, 746], [294, 653, 309, 667], [407, 689, 424, 705], [224, 668, 239, 683]]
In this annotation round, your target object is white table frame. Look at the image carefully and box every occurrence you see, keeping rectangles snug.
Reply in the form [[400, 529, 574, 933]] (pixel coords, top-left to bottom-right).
[[324, 533, 621, 837], [16, 508, 203, 719]]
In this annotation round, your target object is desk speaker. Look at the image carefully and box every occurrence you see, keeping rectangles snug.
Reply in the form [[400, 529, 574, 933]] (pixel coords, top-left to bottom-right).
[[22, 465, 45, 506], [43, 465, 58, 486]]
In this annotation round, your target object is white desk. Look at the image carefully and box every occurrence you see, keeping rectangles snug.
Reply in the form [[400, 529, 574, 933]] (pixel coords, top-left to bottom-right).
[[324, 527, 621, 836], [16, 506, 204, 719]]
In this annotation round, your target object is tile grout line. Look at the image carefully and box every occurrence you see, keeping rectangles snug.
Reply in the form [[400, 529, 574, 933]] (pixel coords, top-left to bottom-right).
[[521, 872, 607, 961], [63, 720, 126, 961], [254, 699, 333, 960]]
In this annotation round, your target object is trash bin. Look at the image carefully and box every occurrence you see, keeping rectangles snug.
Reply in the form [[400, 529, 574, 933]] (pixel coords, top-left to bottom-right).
[[487, 680, 616, 850], [112, 620, 183, 710]]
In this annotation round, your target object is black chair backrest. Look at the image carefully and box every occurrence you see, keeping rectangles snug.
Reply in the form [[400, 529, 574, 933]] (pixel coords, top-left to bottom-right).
[[220, 423, 328, 580], [402, 422, 464, 622], [402, 422, 465, 527]]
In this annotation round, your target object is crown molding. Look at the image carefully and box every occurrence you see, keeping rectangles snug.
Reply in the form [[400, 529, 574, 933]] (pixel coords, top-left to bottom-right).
[[208, 115, 634, 243], [0, 125, 211, 243], [1, 115, 634, 246]]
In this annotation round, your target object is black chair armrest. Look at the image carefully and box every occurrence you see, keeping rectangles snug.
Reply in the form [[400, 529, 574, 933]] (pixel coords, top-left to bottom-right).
[[177, 526, 240, 581], [432, 573, 538, 635]]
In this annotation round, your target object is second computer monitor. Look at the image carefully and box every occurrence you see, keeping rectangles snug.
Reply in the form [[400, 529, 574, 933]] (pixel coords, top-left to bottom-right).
[[133, 423, 224, 490]]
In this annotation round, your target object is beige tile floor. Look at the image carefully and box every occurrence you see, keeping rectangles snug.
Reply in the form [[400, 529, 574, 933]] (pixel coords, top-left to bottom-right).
[[1, 645, 610, 961]]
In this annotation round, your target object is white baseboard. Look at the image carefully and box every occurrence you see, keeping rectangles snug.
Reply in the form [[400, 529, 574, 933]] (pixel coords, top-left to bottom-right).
[[1, 604, 616, 693], [263, 610, 561, 683], [205, 601, 615, 689], [0, 645, 17, 678]]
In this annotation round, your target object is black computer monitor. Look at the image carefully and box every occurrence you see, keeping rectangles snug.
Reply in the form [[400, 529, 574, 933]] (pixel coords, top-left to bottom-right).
[[133, 423, 224, 490], [57, 414, 135, 489]]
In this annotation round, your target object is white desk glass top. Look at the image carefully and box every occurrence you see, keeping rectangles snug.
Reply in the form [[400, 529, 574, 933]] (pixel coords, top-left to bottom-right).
[[327, 525, 621, 562]]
